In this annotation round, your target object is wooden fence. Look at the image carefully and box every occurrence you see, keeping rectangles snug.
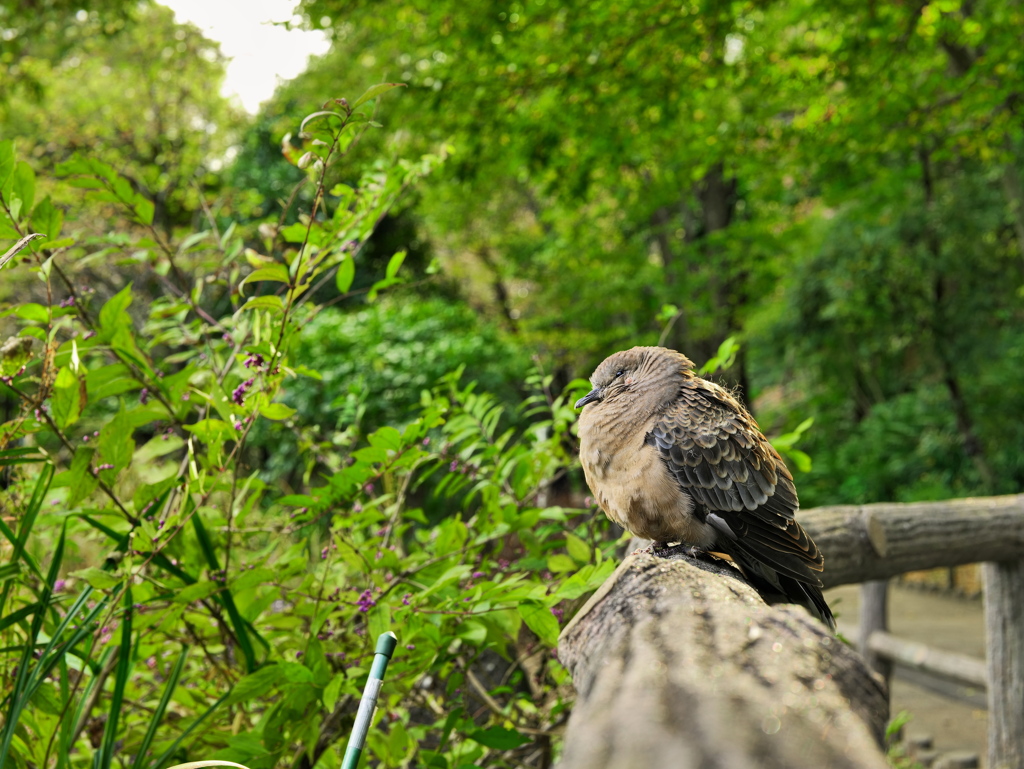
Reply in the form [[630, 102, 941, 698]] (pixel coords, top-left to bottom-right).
[[556, 494, 1024, 769], [800, 494, 1024, 769]]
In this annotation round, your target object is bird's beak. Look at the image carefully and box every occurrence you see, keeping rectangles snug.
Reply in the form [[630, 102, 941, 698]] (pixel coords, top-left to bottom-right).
[[575, 388, 602, 410]]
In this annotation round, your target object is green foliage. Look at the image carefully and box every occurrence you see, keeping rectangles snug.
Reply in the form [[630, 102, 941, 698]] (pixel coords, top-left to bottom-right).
[[0, 89, 613, 769], [254, 296, 529, 477], [5, 0, 1024, 764]]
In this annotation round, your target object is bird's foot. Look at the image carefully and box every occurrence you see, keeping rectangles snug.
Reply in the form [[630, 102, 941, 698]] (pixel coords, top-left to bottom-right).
[[650, 542, 703, 558]]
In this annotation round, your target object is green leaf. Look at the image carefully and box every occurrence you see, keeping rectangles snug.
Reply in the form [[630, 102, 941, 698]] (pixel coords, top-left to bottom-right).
[[259, 403, 296, 421], [336, 255, 355, 293], [299, 110, 344, 132], [227, 665, 285, 706], [385, 249, 406, 279], [66, 448, 98, 507], [98, 284, 133, 339], [185, 418, 236, 443], [69, 567, 121, 590], [546, 554, 576, 573], [241, 264, 291, 294], [30, 197, 63, 243], [13, 162, 35, 214], [518, 601, 559, 645], [351, 82, 407, 110], [239, 295, 285, 313], [15, 303, 48, 323], [468, 727, 531, 750], [368, 426, 402, 451], [51, 366, 82, 429], [133, 196, 154, 226], [0, 140, 14, 201], [565, 533, 591, 564], [98, 405, 134, 476], [323, 674, 344, 712]]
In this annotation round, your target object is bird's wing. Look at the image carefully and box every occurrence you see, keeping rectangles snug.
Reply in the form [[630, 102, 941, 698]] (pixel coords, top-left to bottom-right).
[[647, 378, 824, 585]]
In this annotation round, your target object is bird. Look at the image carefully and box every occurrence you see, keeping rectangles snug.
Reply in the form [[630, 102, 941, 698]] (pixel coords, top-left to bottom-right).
[[575, 345, 834, 629]]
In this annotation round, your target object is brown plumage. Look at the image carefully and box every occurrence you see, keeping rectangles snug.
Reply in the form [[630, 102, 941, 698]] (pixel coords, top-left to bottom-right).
[[576, 346, 834, 629]]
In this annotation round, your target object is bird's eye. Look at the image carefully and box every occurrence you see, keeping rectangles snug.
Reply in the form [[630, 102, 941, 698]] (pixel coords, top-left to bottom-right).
[[614, 369, 625, 379]]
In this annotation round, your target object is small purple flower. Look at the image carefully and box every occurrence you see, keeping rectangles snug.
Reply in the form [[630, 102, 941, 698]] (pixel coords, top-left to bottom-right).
[[234, 421, 244, 431], [449, 460, 459, 472], [498, 558, 510, 570], [364, 483, 374, 494], [550, 607, 564, 621], [295, 650, 304, 659], [139, 388, 149, 405], [82, 435, 89, 443], [244, 353, 265, 370], [357, 589, 376, 612], [222, 333, 232, 343], [231, 378, 254, 406], [59, 296, 75, 308], [53, 580, 66, 592], [422, 437, 430, 446], [472, 571, 485, 579], [181, 392, 190, 401], [402, 593, 411, 605], [406, 644, 416, 650]]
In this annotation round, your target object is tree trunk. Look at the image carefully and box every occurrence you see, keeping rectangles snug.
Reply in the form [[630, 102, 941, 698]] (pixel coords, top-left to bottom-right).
[[557, 551, 889, 769]]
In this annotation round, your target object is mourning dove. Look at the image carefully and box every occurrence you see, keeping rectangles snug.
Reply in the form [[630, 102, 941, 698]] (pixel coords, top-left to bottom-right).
[[576, 346, 834, 629]]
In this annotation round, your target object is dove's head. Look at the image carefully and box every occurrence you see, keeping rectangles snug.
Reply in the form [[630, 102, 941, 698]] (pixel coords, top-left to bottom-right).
[[575, 346, 695, 412]]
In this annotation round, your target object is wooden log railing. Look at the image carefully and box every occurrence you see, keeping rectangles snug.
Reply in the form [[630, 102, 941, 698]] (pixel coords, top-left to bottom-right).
[[557, 494, 1024, 769]]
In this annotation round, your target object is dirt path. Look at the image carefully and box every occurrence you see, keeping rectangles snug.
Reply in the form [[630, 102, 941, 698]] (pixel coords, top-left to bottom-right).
[[825, 583, 988, 763]]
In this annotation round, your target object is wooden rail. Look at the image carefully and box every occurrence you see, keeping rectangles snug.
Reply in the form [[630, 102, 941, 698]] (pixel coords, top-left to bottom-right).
[[559, 495, 1024, 769], [557, 551, 889, 769], [802, 495, 1024, 769], [800, 494, 1024, 588]]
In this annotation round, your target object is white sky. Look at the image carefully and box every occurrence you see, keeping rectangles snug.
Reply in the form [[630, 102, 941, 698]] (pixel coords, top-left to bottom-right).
[[160, 0, 331, 113]]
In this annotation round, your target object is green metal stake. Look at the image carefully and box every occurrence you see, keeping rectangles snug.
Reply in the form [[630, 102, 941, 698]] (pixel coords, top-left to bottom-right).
[[342, 631, 398, 769]]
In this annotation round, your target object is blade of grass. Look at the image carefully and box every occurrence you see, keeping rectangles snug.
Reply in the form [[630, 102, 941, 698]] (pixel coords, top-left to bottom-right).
[[0, 602, 41, 634], [0, 516, 44, 582], [0, 463, 54, 617], [191, 505, 257, 671], [67, 646, 116, 754], [146, 691, 229, 769], [0, 517, 64, 769], [96, 586, 133, 769], [130, 646, 189, 769]]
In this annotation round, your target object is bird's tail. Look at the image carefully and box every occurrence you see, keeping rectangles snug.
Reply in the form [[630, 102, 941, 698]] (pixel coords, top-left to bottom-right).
[[723, 548, 836, 631]]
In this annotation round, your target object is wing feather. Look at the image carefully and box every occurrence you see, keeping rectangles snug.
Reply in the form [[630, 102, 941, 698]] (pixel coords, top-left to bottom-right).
[[650, 378, 825, 585]]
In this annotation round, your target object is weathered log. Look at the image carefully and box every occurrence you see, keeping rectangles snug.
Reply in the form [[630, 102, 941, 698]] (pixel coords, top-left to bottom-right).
[[557, 550, 889, 769], [801, 494, 1024, 587], [983, 559, 1024, 769]]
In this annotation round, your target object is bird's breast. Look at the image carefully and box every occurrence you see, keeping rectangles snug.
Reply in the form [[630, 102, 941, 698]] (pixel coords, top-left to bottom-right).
[[580, 431, 715, 547]]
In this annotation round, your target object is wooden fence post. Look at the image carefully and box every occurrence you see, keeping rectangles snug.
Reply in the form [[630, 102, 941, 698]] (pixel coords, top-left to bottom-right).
[[983, 559, 1024, 769], [858, 580, 892, 690]]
